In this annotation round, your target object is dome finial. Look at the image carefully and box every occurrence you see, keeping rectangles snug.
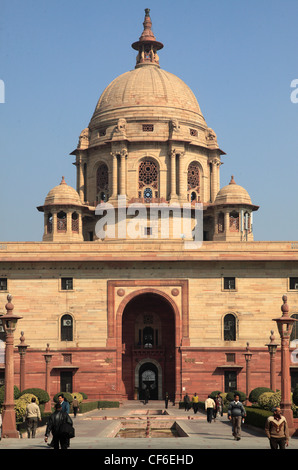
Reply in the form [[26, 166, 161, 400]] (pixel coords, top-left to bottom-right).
[[60, 176, 66, 185], [132, 9, 164, 68], [229, 175, 236, 185]]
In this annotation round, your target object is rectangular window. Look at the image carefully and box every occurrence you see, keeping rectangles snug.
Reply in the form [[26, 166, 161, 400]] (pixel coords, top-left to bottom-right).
[[61, 277, 73, 290], [144, 227, 152, 236], [0, 278, 7, 291], [289, 277, 298, 290], [142, 124, 154, 132], [226, 353, 235, 363], [60, 371, 73, 393], [224, 277, 236, 290]]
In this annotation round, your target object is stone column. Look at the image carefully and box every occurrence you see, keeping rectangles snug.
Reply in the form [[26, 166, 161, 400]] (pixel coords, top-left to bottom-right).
[[119, 150, 127, 196], [43, 344, 53, 413], [110, 152, 118, 199], [170, 149, 178, 201], [178, 152, 186, 201], [17, 331, 29, 392]]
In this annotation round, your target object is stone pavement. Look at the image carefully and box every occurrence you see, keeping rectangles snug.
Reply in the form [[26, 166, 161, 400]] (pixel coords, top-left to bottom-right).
[[1, 400, 298, 453]]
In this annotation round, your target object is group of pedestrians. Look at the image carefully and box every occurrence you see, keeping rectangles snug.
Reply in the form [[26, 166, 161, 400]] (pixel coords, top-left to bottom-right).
[[183, 391, 290, 448], [23, 393, 78, 450]]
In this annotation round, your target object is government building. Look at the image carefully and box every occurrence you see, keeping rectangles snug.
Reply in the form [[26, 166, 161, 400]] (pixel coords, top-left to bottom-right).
[[1, 10, 298, 402]]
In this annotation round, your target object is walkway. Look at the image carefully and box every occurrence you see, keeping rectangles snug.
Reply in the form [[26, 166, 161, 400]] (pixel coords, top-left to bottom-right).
[[1, 400, 298, 452]]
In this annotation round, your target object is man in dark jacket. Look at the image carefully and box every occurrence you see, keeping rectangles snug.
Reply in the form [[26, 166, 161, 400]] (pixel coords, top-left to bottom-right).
[[228, 393, 246, 441], [44, 403, 73, 450]]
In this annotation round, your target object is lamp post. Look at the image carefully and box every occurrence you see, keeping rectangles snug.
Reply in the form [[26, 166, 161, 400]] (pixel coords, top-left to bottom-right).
[[243, 342, 253, 403], [265, 330, 278, 392], [0, 294, 22, 438], [43, 343, 52, 413], [273, 295, 295, 434], [17, 331, 29, 392]]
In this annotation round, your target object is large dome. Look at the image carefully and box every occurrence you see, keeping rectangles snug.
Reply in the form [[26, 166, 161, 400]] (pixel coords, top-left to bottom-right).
[[43, 177, 82, 207], [214, 176, 253, 206], [89, 65, 206, 129]]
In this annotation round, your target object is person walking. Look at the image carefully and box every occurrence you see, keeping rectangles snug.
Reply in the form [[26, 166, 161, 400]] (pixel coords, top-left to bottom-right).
[[192, 393, 199, 414], [44, 403, 74, 450], [58, 393, 70, 414], [265, 406, 289, 449], [205, 395, 215, 423], [215, 393, 223, 418], [227, 393, 246, 441], [183, 393, 191, 412], [25, 397, 42, 438], [72, 396, 79, 417], [164, 392, 169, 409]]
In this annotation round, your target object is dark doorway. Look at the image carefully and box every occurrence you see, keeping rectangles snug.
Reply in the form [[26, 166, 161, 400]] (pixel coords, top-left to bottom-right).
[[122, 292, 176, 400], [60, 371, 73, 393], [139, 362, 158, 400]]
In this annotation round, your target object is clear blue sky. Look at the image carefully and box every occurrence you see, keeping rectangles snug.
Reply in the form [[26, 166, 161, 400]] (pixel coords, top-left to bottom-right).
[[0, 0, 298, 241]]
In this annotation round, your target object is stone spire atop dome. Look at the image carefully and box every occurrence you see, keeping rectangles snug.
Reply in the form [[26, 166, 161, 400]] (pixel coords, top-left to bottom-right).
[[131, 9, 164, 68]]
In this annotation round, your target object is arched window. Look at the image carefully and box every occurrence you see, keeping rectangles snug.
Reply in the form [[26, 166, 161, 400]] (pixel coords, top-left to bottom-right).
[[57, 211, 67, 232], [71, 212, 79, 232], [96, 163, 109, 202], [143, 327, 154, 348], [138, 159, 158, 201], [291, 314, 298, 342], [61, 314, 73, 341], [224, 314, 236, 341], [229, 211, 239, 232], [218, 212, 224, 233], [187, 161, 200, 202], [47, 213, 53, 234]]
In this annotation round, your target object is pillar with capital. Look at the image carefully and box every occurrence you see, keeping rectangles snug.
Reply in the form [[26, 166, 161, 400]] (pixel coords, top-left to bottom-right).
[[1, 295, 22, 438], [17, 331, 29, 392], [43, 343, 53, 413], [243, 342, 253, 404], [169, 149, 178, 201], [265, 330, 279, 392], [273, 295, 296, 435]]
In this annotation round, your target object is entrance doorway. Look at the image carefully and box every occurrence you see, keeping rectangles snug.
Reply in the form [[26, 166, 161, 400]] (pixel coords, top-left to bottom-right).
[[121, 292, 176, 400], [139, 362, 158, 400]]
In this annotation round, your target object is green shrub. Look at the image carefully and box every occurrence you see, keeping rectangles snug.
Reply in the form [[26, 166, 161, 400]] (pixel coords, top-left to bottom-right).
[[210, 391, 221, 399], [244, 407, 272, 428], [79, 392, 88, 400], [20, 388, 49, 404], [226, 390, 246, 403], [249, 387, 274, 403], [53, 392, 73, 404], [293, 385, 298, 406], [98, 401, 119, 409], [71, 392, 84, 403], [0, 385, 21, 405], [257, 392, 275, 410]]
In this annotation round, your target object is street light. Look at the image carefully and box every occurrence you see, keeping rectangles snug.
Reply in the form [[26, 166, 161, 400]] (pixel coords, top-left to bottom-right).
[[265, 330, 278, 392], [43, 343, 52, 413], [273, 295, 296, 435], [243, 342, 253, 403], [17, 331, 29, 392], [0, 294, 22, 438]]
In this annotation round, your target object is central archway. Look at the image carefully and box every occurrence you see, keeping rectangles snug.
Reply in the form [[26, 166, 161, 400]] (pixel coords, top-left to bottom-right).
[[121, 292, 177, 400]]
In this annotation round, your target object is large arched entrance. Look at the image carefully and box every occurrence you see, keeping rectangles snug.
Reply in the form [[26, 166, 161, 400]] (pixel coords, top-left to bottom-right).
[[121, 292, 177, 400]]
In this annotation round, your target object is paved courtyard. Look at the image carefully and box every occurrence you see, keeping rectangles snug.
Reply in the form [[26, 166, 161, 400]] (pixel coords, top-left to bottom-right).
[[1, 400, 298, 454]]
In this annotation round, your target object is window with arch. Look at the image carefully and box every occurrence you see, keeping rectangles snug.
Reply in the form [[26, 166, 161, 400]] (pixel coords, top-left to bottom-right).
[[61, 314, 73, 341], [96, 163, 109, 202], [138, 159, 159, 201], [224, 314, 237, 341], [187, 161, 200, 202], [47, 213, 53, 234], [229, 211, 239, 232], [71, 212, 79, 232], [290, 314, 298, 342], [57, 211, 67, 232], [218, 212, 225, 233]]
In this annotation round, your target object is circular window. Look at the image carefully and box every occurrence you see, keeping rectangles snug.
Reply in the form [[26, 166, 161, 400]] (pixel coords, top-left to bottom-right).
[[144, 188, 153, 199]]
